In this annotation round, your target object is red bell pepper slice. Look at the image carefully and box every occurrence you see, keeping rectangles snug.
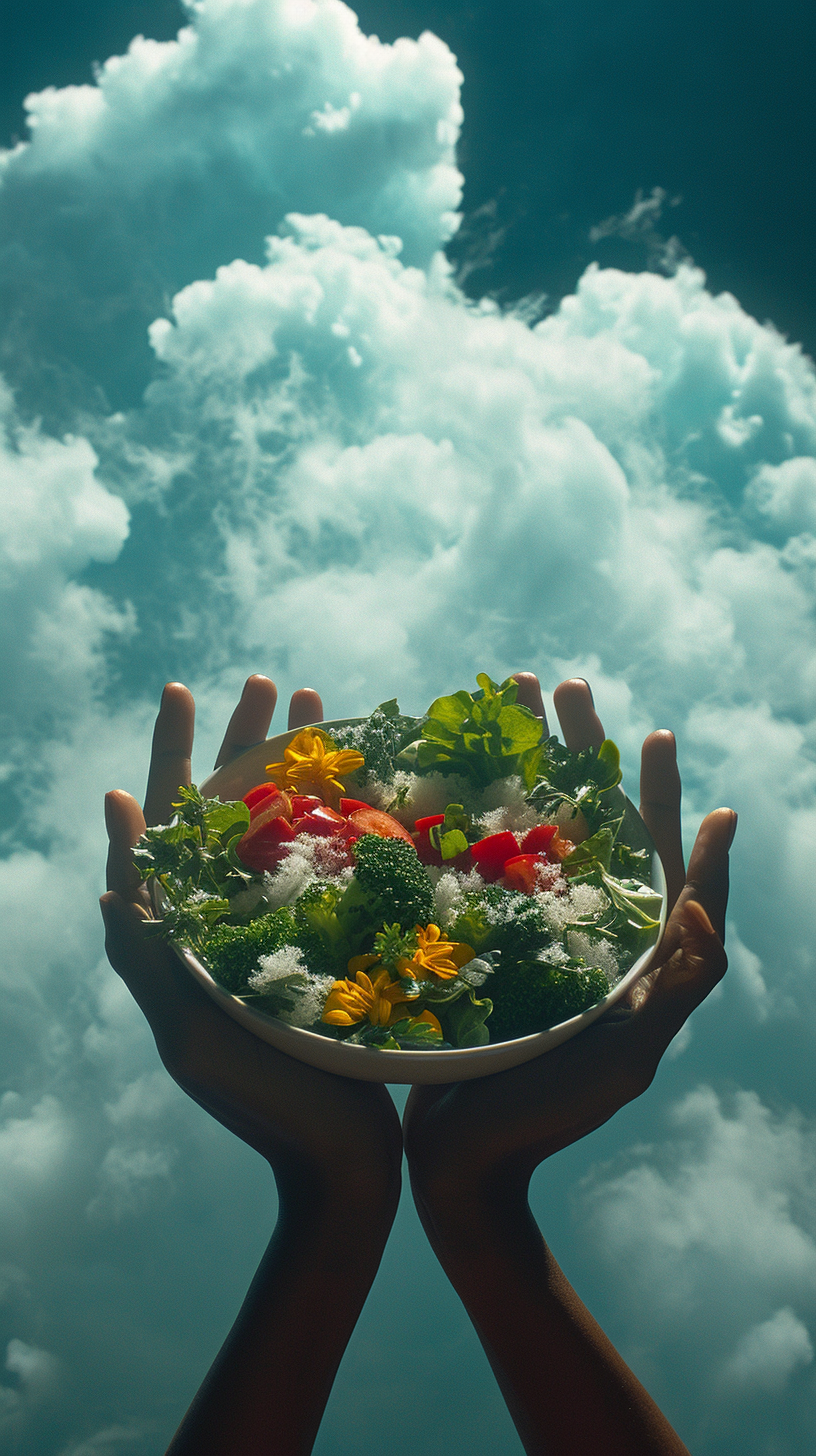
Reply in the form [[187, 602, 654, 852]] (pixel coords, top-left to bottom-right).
[[345, 807, 416, 846], [412, 813, 446, 865], [501, 854, 542, 894], [519, 823, 559, 858], [290, 794, 324, 817], [339, 797, 372, 816], [236, 813, 297, 871], [413, 813, 446, 833], [295, 805, 350, 838], [243, 782, 286, 818], [470, 831, 520, 882]]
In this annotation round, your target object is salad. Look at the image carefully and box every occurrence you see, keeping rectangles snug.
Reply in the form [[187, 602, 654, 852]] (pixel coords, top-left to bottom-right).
[[135, 675, 664, 1051]]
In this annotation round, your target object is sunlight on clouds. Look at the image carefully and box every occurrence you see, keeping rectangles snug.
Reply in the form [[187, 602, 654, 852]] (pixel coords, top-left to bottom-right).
[[0, 0, 462, 418]]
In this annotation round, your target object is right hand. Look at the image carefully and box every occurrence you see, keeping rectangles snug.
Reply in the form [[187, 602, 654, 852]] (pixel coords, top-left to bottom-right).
[[404, 676, 735, 1205]]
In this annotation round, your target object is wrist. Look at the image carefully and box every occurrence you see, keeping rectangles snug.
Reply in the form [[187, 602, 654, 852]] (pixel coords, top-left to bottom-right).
[[272, 1146, 402, 1246]]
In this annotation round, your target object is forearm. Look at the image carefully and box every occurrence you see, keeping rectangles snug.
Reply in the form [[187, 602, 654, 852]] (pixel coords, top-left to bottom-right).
[[411, 1168, 689, 1456], [168, 1169, 399, 1456]]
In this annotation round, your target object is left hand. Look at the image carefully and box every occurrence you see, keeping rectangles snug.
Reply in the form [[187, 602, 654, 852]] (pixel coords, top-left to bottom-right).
[[101, 676, 403, 1212]]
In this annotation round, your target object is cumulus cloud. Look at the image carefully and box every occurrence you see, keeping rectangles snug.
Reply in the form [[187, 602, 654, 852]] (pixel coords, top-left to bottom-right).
[[0, 0, 462, 419], [579, 1084, 816, 1437], [5, 1338, 62, 1398], [0, 1, 814, 1452], [721, 1307, 813, 1393]]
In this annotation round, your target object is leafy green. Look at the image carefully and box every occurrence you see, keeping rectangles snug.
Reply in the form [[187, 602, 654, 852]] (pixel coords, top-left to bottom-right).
[[134, 785, 253, 943], [439, 988, 494, 1048], [398, 675, 543, 789], [562, 825, 616, 875], [352, 1018, 449, 1051], [428, 803, 471, 860], [527, 737, 623, 835]]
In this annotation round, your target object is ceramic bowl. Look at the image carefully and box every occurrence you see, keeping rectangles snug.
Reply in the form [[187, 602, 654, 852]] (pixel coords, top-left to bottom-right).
[[157, 722, 667, 1084]]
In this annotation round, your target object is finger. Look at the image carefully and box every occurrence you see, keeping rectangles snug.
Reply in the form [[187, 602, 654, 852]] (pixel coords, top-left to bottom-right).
[[639, 730, 685, 909], [629, 806, 735, 1026], [214, 675, 278, 768], [511, 672, 549, 734], [552, 678, 605, 751], [631, 896, 728, 1058], [143, 683, 195, 827], [105, 790, 147, 898], [288, 689, 323, 729], [677, 805, 736, 942]]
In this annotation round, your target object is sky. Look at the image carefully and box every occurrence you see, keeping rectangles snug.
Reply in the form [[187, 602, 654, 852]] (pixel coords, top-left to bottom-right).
[[0, 2, 814, 1453]]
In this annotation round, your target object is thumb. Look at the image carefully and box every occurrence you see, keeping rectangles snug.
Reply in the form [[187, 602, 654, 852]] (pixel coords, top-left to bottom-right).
[[628, 898, 727, 1070], [628, 806, 735, 1055]]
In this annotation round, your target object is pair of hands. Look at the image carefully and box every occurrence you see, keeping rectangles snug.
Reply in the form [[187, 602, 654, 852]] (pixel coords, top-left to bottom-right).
[[101, 671, 733, 1221]]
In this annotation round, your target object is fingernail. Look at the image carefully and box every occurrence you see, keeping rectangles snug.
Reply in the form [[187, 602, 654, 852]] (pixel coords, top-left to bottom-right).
[[579, 677, 595, 705], [725, 810, 738, 848]]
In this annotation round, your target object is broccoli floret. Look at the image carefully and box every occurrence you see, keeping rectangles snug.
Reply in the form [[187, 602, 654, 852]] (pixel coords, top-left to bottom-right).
[[449, 884, 551, 964], [331, 705, 422, 786], [488, 959, 609, 1042], [290, 882, 352, 977], [204, 908, 297, 993], [336, 834, 435, 952]]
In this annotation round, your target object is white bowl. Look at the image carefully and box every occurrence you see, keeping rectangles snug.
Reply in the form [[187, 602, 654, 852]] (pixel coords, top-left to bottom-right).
[[159, 722, 667, 1084]]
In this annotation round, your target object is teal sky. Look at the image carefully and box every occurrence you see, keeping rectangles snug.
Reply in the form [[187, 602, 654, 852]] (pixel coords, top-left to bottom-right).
[[0, 4, 814, 1454]]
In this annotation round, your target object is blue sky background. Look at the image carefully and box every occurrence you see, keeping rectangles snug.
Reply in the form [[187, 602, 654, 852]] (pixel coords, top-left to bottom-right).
[[0, 3, 814, 1453]]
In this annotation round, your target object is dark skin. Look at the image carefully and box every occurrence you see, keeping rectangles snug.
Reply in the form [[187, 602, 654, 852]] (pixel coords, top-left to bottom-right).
[[102, 671, 734, 1455], [102, 679, 404, 1456], [404, 674, 734, 1456]]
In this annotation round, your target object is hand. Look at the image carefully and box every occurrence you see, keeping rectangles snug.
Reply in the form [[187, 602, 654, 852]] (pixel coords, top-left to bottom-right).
[[101, 677, 402, 1456], [401, 675, 734, 1456], [404, 675, 734, 1198], [102, 676, 401, 1198]]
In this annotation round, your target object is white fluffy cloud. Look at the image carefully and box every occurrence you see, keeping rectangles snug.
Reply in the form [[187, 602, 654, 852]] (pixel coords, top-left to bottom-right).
[[0, 0, 462, 419], [0, 385, 132, 756], [575, 1088, 816, 1453], [580, 1084, 816, 1431]]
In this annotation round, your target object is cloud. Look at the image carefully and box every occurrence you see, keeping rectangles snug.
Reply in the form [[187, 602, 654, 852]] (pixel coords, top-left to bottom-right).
[[721, 1307, 813, 1394], [747, 456, 816, 535], [0, 0, 462, 419], [5, 1338, 61, 1398], [0, 385, 132, 766], [589, 186, 691, 274], [0, 2, 814, 1452], [56, 1430, 144, 1456], [579, 1084, 816, 1426]]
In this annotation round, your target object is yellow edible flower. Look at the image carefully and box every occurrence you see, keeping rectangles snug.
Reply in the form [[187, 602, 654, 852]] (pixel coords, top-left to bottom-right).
[[397, 923, 474, 983], [266, 728, 364, 808], [323, 957, 420, 1028]]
